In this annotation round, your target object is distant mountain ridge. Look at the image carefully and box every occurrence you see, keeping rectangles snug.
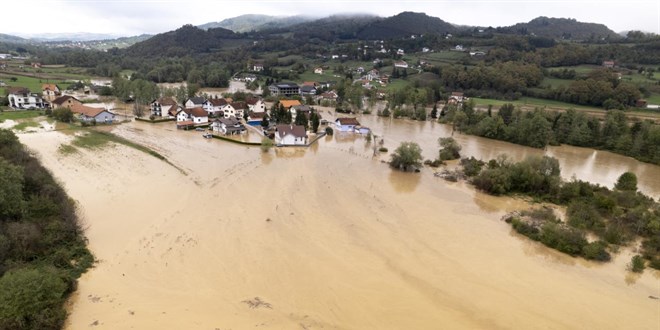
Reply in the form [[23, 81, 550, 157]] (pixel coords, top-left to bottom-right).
[[198, 14, 313, 32], [504, 17, 619, 39], [356, 12, 457, 39], [124, 24, 237, 57]]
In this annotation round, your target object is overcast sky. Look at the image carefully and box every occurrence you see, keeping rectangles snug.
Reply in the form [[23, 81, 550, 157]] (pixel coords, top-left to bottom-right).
[[4, 0, 659, 37]]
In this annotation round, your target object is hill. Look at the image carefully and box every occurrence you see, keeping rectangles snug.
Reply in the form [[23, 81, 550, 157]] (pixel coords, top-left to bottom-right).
[[284, 14, 379, 41], [356, 12, 456, 39], [124, 24, 239, 57], [0, 33, 27, 44], [503, 17, 619, 40], [198, 14, 312, 32]]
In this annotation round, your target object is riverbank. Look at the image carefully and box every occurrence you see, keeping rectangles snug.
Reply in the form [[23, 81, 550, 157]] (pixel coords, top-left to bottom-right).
[[17, 121, 660, 329]]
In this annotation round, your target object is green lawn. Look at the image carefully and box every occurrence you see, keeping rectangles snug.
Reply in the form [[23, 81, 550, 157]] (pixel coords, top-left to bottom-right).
[[471, 96, 602, 111], [549, 65, 598, 74], [13, 121, 40, 131], [0, 74, 72, 93], [646, 94, 660, 104], [541, 77, 571, 88], [0, 110, 44, 122], [298, 70, 341, 82]]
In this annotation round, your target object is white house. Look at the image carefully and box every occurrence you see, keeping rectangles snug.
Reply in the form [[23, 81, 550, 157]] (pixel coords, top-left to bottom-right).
[[222, 102, 247, 119], [335, 117, 360, 132], [41, 84, 61, 100], [314, 67, 323, 74], [150, 97, 180, 118], [449, 92, 465, 104], [185, 97, 206, 109], [204, 98, 228, 116], [397, 49, 405, 55], [246, 98, 266, 113], [70, 104, 115, 123], [394, 61, 408, 68], [7, 87, 46, 109], [275, 124, 307, 146]]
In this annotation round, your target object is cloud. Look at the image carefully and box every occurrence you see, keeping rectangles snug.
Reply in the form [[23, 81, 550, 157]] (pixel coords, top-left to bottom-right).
[[2, 0, 659, 36]]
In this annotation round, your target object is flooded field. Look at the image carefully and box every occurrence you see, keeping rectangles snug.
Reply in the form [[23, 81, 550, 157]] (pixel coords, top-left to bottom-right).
[[17, 115, 660, 329]]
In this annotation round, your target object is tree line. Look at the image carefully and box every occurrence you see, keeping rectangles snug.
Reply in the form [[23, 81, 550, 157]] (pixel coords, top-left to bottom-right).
[[0, 129, 93, 329], [441, 102, 660, 165]]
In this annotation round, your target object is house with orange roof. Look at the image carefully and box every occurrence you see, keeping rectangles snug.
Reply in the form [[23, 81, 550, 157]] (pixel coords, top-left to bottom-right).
[[42, 84, 61, 100], [279, 99, 302, 109]]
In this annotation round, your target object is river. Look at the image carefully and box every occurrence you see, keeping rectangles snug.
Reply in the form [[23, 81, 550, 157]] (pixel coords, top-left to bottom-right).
[[17, 114, 660, 329]]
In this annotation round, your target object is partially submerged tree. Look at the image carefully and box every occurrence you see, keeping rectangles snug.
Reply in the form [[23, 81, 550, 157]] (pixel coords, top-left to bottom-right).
[[390, 142, 423, 172], [438, 137, 461, 161]]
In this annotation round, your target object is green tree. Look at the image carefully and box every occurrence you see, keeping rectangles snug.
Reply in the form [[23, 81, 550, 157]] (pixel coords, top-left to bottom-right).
[[51, 108, 74, 123], [629, 255, 645, 273], [615, 172, 638, 191], [390, 142, 423, 171], [0, 158, 24, 219], [0, 267, 68, 330], [260, 114, 270, 129], [438, 137, 461, 161], [260, 137, 274, 152], [310, 112, 320, 133], [430, 104, 438, 119], [294, 111, 308, 130]]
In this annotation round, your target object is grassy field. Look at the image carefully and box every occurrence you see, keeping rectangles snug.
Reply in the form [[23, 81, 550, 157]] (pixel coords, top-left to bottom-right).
[[0, 110, 45, 122], [298, 70, 342, 83], [0, 74, 72, 93], [472, 96, 603, 111], [12, 121, 40, 131], [646, 94, 660, 104], [541, 77, 572, 88], [549, 65, 598, 74], [419, 51, 467, 65]]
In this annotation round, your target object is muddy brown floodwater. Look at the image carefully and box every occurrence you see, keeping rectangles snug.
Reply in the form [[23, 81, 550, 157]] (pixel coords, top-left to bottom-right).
[[18, 114, 660, 329]]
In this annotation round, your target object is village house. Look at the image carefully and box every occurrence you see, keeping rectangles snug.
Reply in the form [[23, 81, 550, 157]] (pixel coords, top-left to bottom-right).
[[335, 117, 360, 132], [300, 85, 317, 96], [7, 87, 47, 109], [394, 61, 408, 68], [185, 96, 206, 109], [150, 97, 180, 118], [397, 49, 405, 55], [41, 84, 61, 100], [602, 60, 615, 68], [251, 62, 264, 72], [222, 102, 247, 119], [279, 99, 302, 111], [50, 95, 82, 109], [275, 124, 307, 146], [314, 67, 324, 74], [203, 98, 228, 117], [70, 104, 115, 123], [291, 105, 312, 120], [246, 98, 266, 113], [319, 91, 339, 102], [211, 117, 245, 135], [366, 69, 380, 81], [176, 107, 208, 128], [449, 92, 465, 104], [247, 111, 267, 126], [268, 82, 301, 97]]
